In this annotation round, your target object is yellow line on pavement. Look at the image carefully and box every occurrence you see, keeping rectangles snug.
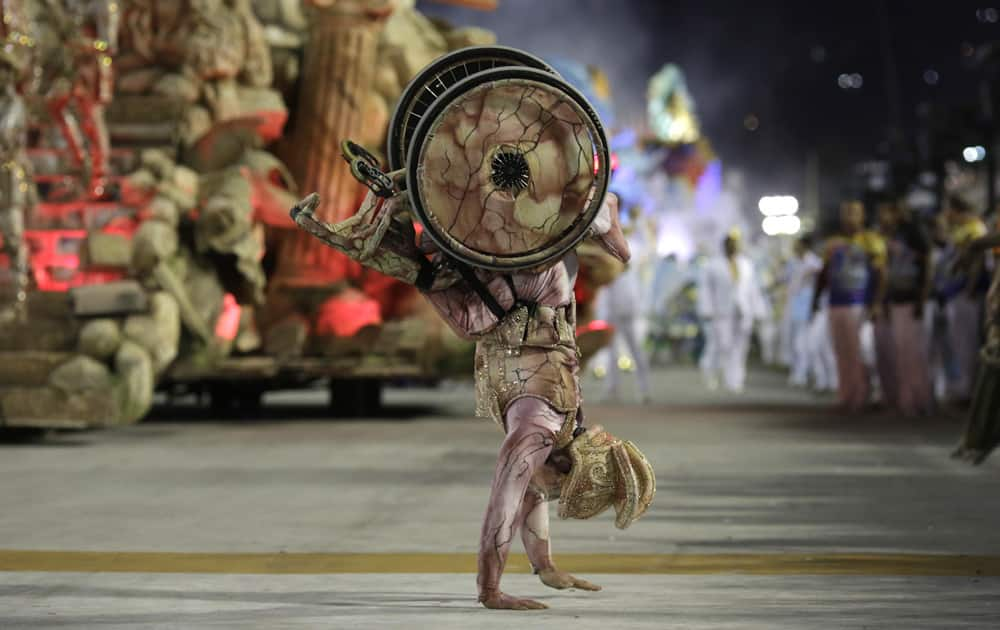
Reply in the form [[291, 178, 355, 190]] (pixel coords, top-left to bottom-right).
[[1, 551, 998, 576]]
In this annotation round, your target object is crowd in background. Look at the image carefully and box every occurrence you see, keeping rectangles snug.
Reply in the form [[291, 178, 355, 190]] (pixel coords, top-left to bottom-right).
[[779, 196, 991, 416], [598, 195, 1000, 460]]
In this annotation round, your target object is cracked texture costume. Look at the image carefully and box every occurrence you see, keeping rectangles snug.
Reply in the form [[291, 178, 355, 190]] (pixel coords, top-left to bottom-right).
[[290, 45, 654, 611]]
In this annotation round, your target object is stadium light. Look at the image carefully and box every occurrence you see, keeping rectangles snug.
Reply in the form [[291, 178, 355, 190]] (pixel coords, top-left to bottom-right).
[[762, 214, 801, 236], [963, 146, 986, 163], [758, 195, 799, 216]]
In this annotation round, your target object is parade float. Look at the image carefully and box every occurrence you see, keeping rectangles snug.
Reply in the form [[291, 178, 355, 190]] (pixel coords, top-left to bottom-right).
[[0, 0, 629, 431]]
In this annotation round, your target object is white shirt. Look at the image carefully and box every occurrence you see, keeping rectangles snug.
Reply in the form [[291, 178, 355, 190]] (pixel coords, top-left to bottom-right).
[[786, 251, 823, 299], [696, 254, 767, 324]]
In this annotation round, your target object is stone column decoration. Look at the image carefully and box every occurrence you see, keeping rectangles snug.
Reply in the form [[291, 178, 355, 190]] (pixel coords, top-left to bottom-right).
[[275, 0, 394, 287]]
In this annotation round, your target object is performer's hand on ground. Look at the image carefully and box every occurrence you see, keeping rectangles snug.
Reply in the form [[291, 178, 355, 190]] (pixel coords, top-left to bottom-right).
[[478, 590, 549, 610], [538, 567, 602, 591]]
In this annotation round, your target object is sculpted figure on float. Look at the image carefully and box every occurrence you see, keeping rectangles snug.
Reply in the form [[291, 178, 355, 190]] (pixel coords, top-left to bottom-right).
[[0, 44, 32, 322], [290, 47, 655, 610], [0, 0, 37, 322], [35, 0, 119, 198]]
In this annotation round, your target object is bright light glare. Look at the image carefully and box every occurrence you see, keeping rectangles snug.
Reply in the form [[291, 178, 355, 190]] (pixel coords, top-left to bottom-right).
[[963, 145, 987, 163], [762, 214, 801, 236], [758, 195, 800, 216]]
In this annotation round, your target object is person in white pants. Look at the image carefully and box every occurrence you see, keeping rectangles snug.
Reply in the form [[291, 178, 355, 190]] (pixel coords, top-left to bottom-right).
[[784, 235, 823, 385], [697, 232, 767, 392], [943, 196, 988, 401], [756, 288, 779, 366], [926, 216, 958, 400], [807, 291, 839, 392], [601, 262, 652, 402]]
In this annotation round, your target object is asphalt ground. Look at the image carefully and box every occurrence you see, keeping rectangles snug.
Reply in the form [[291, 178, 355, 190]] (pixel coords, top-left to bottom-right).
[[0, 366, 997, 628]]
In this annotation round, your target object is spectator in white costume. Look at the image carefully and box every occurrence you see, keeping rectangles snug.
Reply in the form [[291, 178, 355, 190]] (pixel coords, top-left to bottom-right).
[[600, 205, 653, 403], [807, 288, 839, 392], [697, 231, 769, 392], [782, 234, 823, 385]]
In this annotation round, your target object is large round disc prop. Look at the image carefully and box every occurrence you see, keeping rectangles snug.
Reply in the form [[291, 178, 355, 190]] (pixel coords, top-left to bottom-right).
[[386, 46, 556, 171], [407, 67, 609, 271]]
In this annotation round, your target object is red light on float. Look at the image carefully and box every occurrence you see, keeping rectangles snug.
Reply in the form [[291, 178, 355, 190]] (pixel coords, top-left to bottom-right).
[[214, 293, 242, 341], [315, 289, 383, 338], [582, 319, 612, 333]]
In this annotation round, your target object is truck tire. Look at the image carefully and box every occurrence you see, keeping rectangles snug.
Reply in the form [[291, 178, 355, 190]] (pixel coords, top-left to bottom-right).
[[329, 378, 382, 418]]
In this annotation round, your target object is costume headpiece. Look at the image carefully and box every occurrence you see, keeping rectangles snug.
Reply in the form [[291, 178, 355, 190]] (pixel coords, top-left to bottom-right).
[[557, 425, 655, 529]]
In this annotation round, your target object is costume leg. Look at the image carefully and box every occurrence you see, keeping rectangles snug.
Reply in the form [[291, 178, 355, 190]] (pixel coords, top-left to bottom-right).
[[957, 362, 1000, 462], [724, 318, 750, 392], [790, 319, 809, 386], [956, 273, 1000, 462], [703, 318, 734, 388], [891, 304, 933, 416], [806, 315, 825, 389], [759, 319, 777, 365], [621, 315, 651, 399], [874, 316, 898, 409], [699, 318, 720, 388], [476, 397, 561, 610], [829, 305, 868, 411], [924, 302, 946, 400], [948, 296, 982, 400], [821, 313, 840, 391], [810, 311, 838, 391], [604, 325, 623, 399], [779, 310, 794, 367]]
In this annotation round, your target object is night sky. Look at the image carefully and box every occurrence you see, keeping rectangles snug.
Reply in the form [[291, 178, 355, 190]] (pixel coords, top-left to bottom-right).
[[418, 0, 998, 209]]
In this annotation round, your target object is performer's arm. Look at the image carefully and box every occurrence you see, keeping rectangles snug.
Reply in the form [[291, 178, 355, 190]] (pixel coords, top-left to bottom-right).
[[477, 410, 557, 610], [585, 193, 630, 264], [967, 231, 1000, 253]]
